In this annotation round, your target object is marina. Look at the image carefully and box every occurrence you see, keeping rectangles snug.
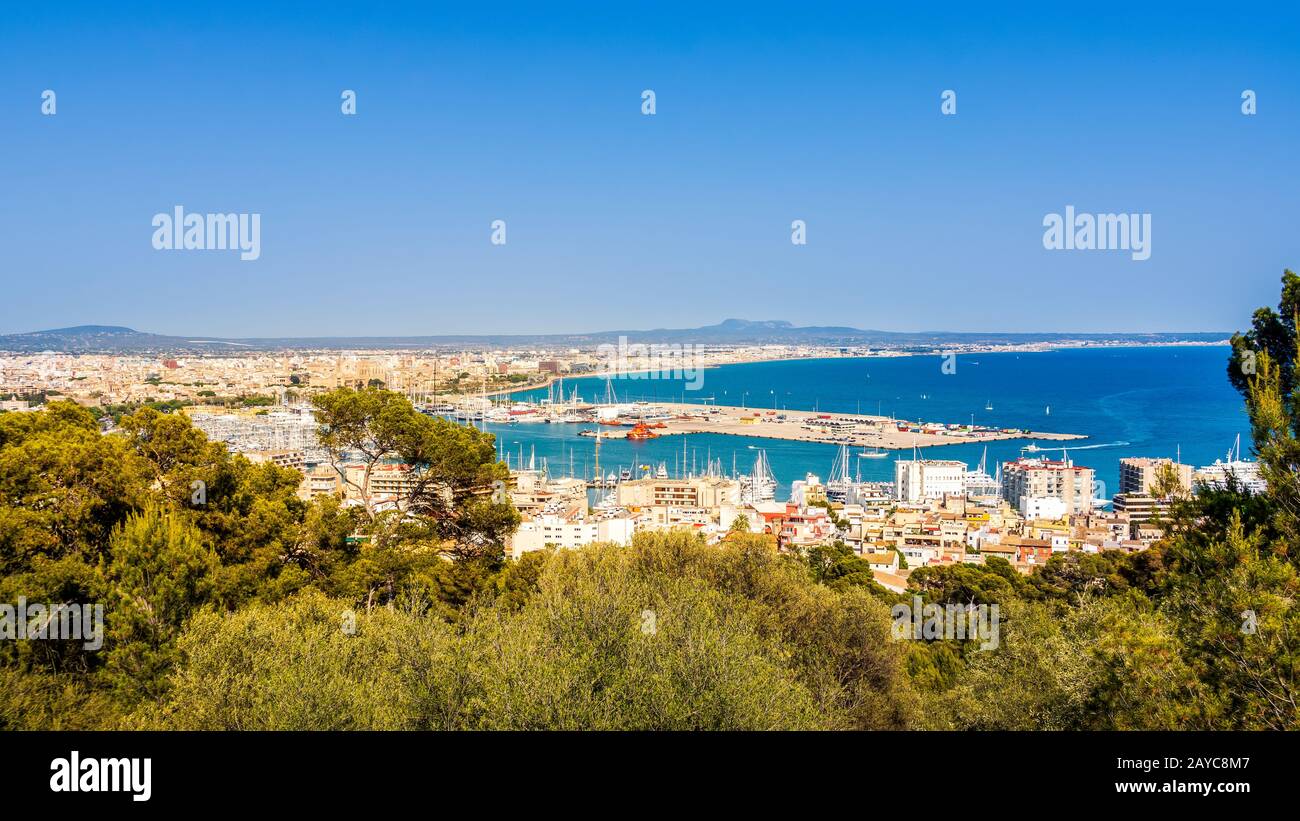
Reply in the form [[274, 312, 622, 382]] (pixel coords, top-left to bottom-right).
[[455, 346, 1248, 501], [555, 400, 1083, 449], [437, 369, 1084, 451]]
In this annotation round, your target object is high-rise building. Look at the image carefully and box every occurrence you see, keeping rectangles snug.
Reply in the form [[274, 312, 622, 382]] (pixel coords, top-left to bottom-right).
[[1119, 457, 1193, 496], [1000, 457, 1095, 517]]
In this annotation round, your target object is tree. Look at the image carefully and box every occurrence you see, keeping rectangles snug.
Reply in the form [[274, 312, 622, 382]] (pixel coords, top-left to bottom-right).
[[310, 387, 517, 559], [102, 504, 218, 705], [1145, 269, 1300, 728], [907, 558, 1027, 608], [118, 406, 223, 503], [0, 401, 149, 567], [311, 387, 418, 517], [1228, 269, 1300, 400], [928, 595, 1204, 730], [801, 541, 893, 598], [149, 531, 921, 730], [1151, 460, 1186, 500]]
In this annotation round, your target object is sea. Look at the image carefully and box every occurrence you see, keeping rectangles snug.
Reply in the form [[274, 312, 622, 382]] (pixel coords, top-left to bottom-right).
[[491, 345, 1248, 501]]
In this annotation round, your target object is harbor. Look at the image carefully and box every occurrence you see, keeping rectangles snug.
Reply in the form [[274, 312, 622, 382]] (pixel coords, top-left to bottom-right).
[[433, 347, 1247, 502], [565, 400, 1084, 449], [437, 386, 1084, 451]]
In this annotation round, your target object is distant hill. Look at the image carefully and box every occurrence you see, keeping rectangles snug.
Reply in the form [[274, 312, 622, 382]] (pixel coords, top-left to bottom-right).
[[0, 325, 271, 353], [0, 321, 1230, 353]]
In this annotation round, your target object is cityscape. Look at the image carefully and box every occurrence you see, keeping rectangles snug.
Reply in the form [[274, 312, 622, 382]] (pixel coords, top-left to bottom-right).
[[3, 0, 1297, 804], [0, 331, 1265, 590]]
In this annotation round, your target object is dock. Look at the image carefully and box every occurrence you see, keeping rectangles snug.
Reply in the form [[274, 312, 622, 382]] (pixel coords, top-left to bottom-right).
[[588, 402, 1084, 450]]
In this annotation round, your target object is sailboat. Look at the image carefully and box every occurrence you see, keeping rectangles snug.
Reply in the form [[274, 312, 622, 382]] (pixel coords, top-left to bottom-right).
[[984, 399, 993, 411], [739, 449, 777, 503], [963, 445, 999, 498], [858, 445, 888, 459], [826, 444, 853, 503]]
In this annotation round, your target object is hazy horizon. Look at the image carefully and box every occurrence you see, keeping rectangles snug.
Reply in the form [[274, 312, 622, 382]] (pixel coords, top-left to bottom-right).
[[0, 318, 1234, 342]]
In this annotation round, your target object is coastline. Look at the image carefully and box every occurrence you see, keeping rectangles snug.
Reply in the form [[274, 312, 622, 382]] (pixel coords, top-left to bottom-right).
[[482, 340, 1232, 402]]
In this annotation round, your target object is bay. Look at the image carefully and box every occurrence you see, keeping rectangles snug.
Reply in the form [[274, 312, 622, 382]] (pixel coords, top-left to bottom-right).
[[496, 346, 1248, 500]]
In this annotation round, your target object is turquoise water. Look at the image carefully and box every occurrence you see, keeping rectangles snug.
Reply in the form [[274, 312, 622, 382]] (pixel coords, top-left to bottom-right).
[[495, 346, 1248, 500]]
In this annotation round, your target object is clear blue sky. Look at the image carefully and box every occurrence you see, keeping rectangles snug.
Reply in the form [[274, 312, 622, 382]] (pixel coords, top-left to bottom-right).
[[2, 2, 1297, 337]]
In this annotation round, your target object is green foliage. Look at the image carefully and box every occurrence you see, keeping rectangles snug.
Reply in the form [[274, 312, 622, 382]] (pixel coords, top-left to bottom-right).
[[145, 532, 919, 730], [907, 557, 1028, 607], [102, 504, 219, 704], [1228, 269, 1300, 399], [95, 399, 186, 422], [0, 667, 123, 730], [0, 390, 523, 727], [802, 541, 894, 599], [140, 591, 448, 730], [925, 592, 1210, 730]]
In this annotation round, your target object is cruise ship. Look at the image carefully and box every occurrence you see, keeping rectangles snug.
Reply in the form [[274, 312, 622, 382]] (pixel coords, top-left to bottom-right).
[[1195, 435, 1267, 495]]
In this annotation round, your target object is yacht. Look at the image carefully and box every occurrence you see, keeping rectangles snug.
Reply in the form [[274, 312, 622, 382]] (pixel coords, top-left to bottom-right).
[[739, 449, 777, 503]]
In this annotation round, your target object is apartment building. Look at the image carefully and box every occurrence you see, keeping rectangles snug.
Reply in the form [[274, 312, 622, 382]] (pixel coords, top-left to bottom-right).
[[1119, 457, 1193, 496], [894, 459, 966, 503], [509, 514, 637, 556], [615, 475, 740, 510], [244, 449, 306, 471], [1000, 457, 1096, 517]]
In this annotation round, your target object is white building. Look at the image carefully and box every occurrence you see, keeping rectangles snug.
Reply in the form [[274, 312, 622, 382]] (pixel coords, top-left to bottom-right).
[[509, 514, 637, 556], [1020, 496, 1068, 521], [894, 459, 966, 503]]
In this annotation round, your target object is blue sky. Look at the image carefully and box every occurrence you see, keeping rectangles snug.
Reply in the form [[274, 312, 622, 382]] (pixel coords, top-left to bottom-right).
[[2, 2, 1297, 337]]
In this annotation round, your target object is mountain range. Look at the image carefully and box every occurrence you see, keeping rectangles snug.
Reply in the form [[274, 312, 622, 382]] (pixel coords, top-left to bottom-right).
[[0, 320, 1230, 353]]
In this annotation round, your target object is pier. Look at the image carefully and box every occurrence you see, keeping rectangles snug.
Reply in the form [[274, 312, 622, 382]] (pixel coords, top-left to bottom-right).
[[586, 402, 1084, 450]]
